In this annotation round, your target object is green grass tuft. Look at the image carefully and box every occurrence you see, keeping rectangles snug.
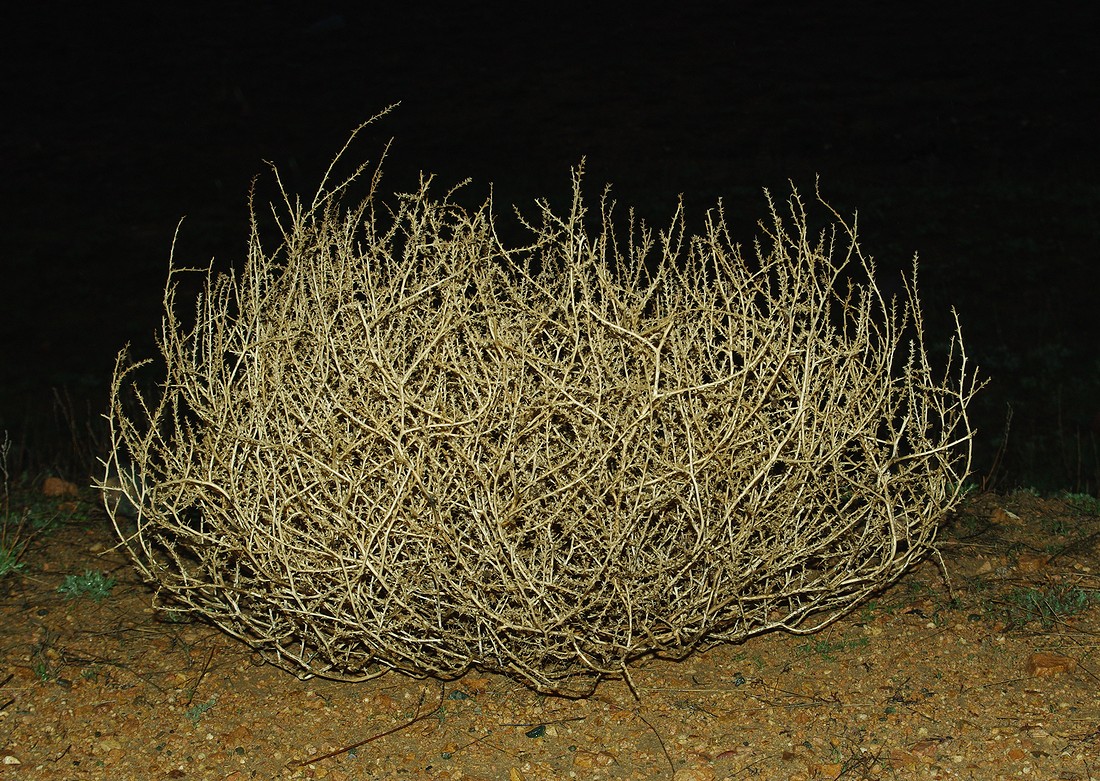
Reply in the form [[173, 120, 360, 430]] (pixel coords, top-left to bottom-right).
[[57, 570, 117, 603]]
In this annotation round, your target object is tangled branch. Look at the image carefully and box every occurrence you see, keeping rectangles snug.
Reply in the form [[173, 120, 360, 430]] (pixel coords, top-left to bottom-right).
[[101, 120, 981, 695]]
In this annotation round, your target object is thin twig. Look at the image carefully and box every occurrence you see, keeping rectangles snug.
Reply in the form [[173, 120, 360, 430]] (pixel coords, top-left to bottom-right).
[[288, 683, 445, 768], [633, 707, 674, 778], [184, 645, 215, 707], [499, 715, 587, 728]]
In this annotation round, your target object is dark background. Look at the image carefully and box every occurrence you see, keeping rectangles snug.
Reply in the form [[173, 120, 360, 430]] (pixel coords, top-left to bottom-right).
[[2, 2, 1098, 493]]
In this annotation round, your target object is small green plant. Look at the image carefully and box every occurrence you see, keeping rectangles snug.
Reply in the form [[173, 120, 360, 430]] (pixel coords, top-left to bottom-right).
[[0, 529, 27, 579], [858, 599, 902, 623], [0, 432, 31, 580], [156, 608, 193, 624], [185, 696, 217, 724], [795, 635, 869, 661], [33, 661, 57, 682], [1062, 492, 1100, 515], [1001, 585, 1100, 629], [1040, 515, 1073, 536], [57, 570, 117, 603], [948, 481, 979, 499], [25, 495, 77, 535]]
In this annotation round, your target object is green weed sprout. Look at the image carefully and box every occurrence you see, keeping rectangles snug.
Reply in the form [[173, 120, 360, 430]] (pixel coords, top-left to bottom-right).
[[58, 570, 117, 603]]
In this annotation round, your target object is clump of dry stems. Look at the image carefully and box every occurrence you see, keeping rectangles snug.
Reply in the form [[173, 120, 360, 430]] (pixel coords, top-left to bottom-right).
[[102, 119, 980, 695]]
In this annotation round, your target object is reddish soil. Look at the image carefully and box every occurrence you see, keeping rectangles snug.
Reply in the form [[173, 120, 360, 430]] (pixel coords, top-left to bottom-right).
[[2, 486, 1098, 780]]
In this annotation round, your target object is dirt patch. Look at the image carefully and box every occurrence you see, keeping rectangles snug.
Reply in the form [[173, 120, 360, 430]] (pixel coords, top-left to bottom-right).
[[2, 488, 1099, 780]]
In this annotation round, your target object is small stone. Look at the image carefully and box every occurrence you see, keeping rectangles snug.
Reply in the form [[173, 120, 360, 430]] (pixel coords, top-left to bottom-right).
[[222, 724, 253, 745], [889, 749, 916, 766], [910, 739, 940, 757], [96, 737, 123, 754], [42, 476, 79, 497], [1016, 553, 1050, 573], [990, 507, 1021, 525], [2, 755, 20, 765], [1026, 652, 1076, 676], [572, 749, 616, 768], [461, 675, 491, 695]]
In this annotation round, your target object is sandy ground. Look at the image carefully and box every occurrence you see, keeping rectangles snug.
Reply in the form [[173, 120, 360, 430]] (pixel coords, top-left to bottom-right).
[[1, 486, 1098, 780]]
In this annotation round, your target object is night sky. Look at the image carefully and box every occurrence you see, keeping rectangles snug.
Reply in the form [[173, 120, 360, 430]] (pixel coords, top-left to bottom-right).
[[3, 1, 1097, 489]]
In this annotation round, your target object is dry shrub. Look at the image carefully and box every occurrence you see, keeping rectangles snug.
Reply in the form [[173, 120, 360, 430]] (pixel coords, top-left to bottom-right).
[[102, 123, 981, 695]]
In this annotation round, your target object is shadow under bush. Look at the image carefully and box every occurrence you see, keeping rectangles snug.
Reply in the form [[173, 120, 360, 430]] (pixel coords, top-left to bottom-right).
[[101, 121, 981, 696]]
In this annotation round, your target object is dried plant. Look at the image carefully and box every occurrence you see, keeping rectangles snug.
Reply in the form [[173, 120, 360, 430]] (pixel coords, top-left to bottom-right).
[[101, 120, 981, 695]]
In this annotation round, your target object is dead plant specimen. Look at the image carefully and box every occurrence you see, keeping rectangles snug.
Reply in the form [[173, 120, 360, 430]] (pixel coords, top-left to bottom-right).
[[101, 123, 981, 696]]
